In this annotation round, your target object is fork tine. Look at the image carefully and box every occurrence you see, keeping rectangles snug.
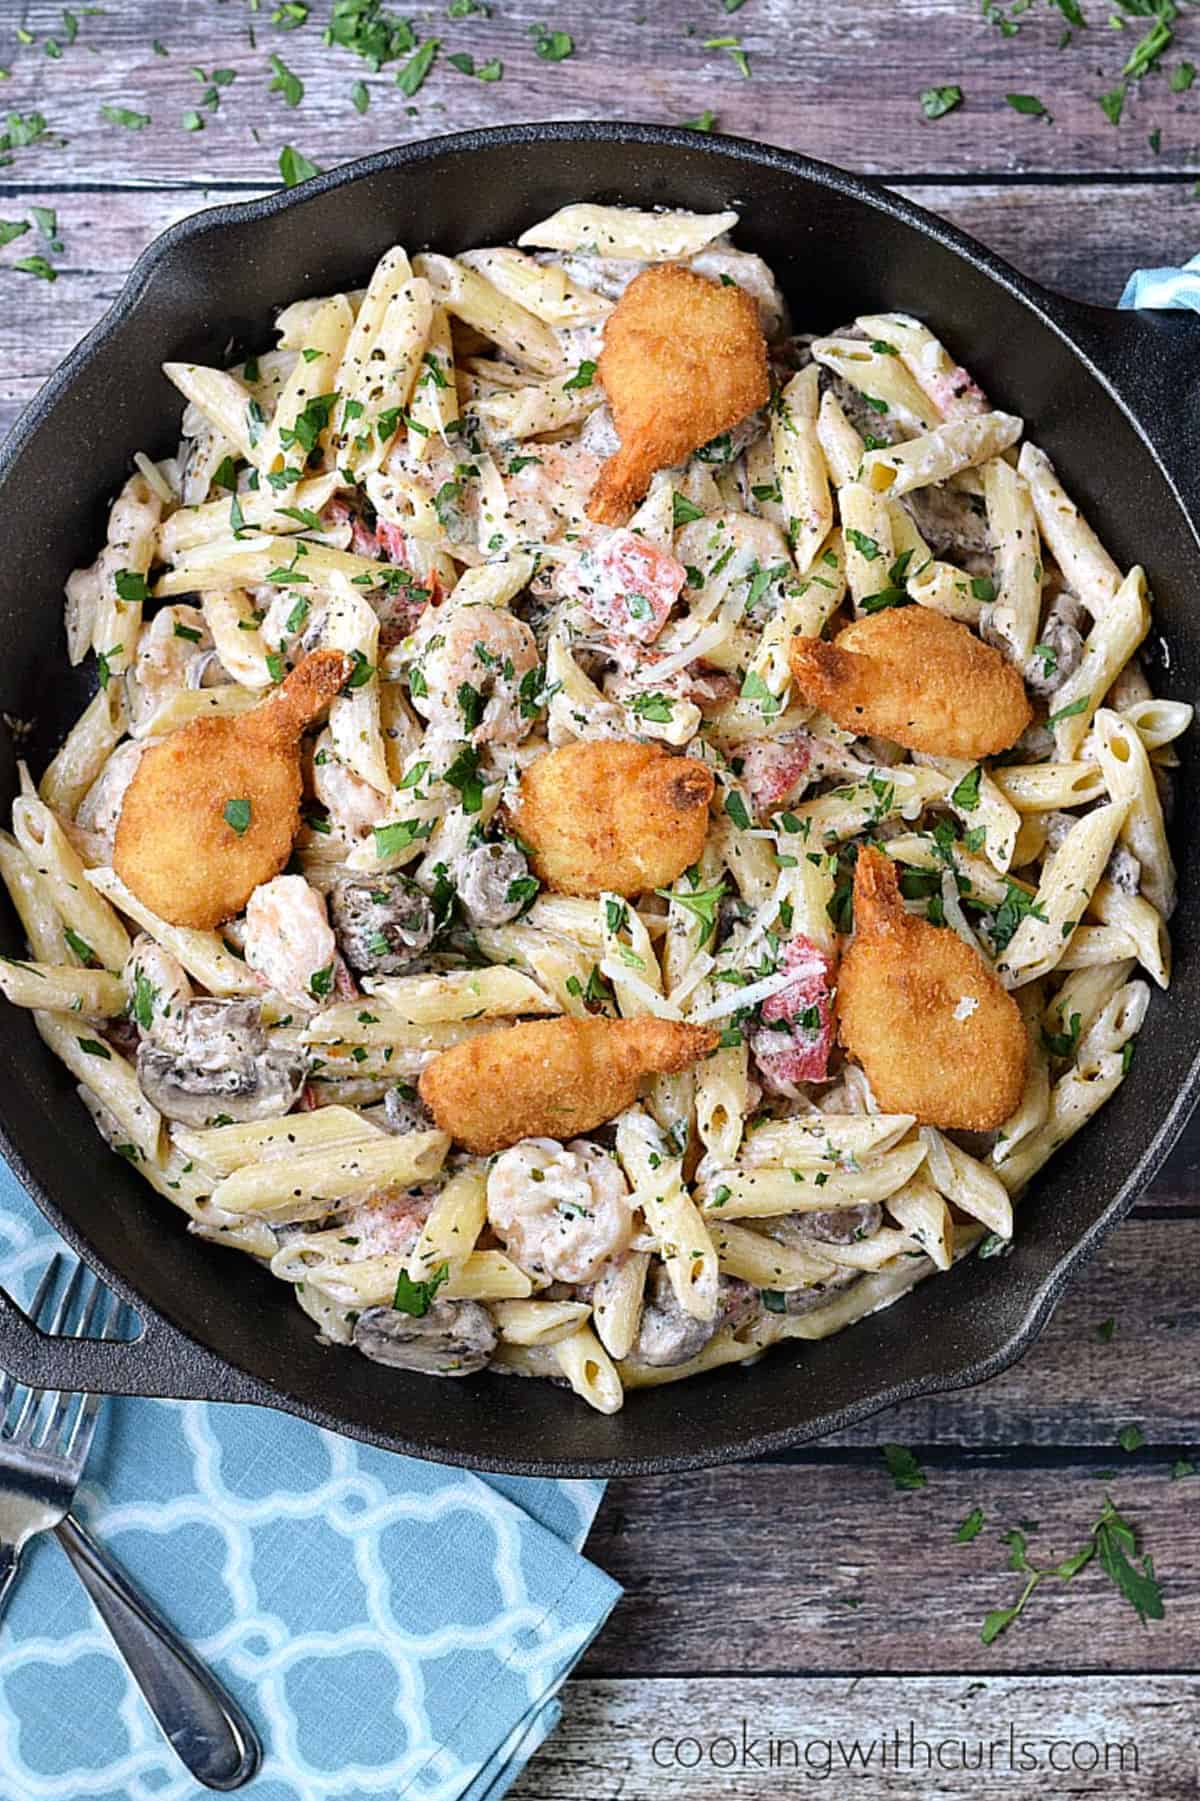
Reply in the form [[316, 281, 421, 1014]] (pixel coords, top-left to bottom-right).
[[36, 1267, 106, 1451], [0, 1253, 61, 1419], [62, 1289, 120, 1474], [8, 1259, 86, 1445]]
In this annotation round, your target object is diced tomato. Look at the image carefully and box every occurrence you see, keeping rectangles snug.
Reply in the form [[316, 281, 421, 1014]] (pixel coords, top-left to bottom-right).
[[374, 519, 412, 564], [751, 935, 837, 1087], [735, 732, 812, 817], [322, 500, 439, 636], [568, 529, 685, 645]]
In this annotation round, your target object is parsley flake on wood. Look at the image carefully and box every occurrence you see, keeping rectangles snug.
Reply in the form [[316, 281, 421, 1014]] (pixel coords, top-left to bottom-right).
[[1007, 92, 1050, 117], [530, 23, 574, 59], [882, 1442, 927, 1491], [279, 145, 320, 186], [396, 38, 439, 95], [920, 85, 963, 119], [269, 53, 304, 107], [100, 104, 150, 130], [956, 1506, 986, 1543]]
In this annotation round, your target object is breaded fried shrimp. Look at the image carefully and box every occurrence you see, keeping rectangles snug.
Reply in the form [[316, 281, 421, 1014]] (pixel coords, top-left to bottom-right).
[[789, 607, 1031, 760], [587, 264, 770, 525], [419, 1014, 719, 1154], [113, 648, 350, 929], [837, 846, 1027, 1131], [515, 740, 714, 897]]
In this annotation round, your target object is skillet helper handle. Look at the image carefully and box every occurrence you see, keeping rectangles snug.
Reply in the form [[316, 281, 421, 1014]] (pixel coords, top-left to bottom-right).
[[54, 1513, 261, 1791], [1047, 298, 1200, 527], [0, 1282, 252, 1403]]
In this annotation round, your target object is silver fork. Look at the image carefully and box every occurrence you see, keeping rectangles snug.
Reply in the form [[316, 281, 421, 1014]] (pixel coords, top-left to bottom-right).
[[0, 1254, 261, 1791]]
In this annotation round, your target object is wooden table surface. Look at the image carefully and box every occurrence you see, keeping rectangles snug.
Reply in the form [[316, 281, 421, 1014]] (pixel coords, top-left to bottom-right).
[[0, 3, 1197, 1794]]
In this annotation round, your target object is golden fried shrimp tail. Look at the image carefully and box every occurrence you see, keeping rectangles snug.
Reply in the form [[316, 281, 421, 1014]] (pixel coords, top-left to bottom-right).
[[113, 648, 351, 931], [836, 846, 1027, 1132], [587, 264, 770, 526], [418, 1013, 719, 1154], [789, 606, 1032, 759], [266, 648, 353, 737], [515, 740, 714, 897]]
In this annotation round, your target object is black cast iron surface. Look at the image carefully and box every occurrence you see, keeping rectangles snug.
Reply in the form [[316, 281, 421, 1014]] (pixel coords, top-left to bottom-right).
[[0, 123, 1196, 1475]]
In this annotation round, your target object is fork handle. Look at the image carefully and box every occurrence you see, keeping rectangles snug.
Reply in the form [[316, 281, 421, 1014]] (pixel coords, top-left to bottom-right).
[[54, 1515, 261, 1791]]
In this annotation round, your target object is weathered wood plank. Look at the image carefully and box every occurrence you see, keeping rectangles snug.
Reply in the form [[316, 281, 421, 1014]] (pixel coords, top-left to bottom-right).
[[0, 178, 1197, 454], [1, 0, 1199, 180], [822, 1218, 1200, 1445], [511, 1675, 1200, 1798], [582, 1464, 1200, 1675]]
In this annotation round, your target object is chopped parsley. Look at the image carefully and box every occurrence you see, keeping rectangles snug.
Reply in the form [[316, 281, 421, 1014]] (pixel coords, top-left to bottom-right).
[[920, 84, 963, 119], [308, 963, 335, 1000], [672, 492, 705, 526], [950, 765, 983, 811], [396, 38, 440, 96], [845, 528, 882, 561], [723, 790, 751, 832], [279, 145, 320, 187], [100, 104, 150, 130], [393, 1261, 450, 1316], [1047, 693, 1090, 728], [530, 23, 573, 59], [629, 692, 674, 723], [114, 569, 149, 605], [63, 928, 96, 965], [956, 1506, 986, 1543], [223, 798, 252, 836], [882, 1442, 927, 1492]]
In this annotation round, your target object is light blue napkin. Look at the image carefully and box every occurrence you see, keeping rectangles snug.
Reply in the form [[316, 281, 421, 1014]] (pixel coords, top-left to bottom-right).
[[0, 1168, 620, 1801], [1119, 251, 1200, 311]]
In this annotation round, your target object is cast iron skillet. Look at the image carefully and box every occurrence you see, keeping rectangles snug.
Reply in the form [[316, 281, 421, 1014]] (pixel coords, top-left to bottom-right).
[[0, 123, 1196, 1476]]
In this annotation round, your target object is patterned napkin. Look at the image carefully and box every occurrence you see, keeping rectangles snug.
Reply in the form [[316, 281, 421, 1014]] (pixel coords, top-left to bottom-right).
[[1119, 251, 1200, 311], [0, 1167, 620, 1801]]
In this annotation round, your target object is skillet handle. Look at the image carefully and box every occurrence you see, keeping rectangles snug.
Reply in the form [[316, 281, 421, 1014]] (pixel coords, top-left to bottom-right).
[[1041, 293, 1200, 527], [0, 1283, 260, 1403]]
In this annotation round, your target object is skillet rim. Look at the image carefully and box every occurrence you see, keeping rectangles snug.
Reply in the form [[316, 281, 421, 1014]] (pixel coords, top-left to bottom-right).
[[0, 119, 1196, 1476]]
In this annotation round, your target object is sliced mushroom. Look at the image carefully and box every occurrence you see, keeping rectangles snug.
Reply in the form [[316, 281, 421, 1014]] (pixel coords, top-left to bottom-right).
[[352, 1299, 497, 1376], [328, 872, 436, 975], [1023, 589, 1087, 697], [775, 1268, 861, 1317], [455, 839, 531, 928], [381, 1084, 437, 1136], [135, 997, 304, 1127], [628, 1267, 758, 1369], [769, 1201, 883, 1248], [903, 481, 991, 559]]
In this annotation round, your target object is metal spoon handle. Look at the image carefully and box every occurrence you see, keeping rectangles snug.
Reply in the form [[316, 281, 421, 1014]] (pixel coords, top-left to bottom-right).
[[54, 1514, 261, 1791]]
